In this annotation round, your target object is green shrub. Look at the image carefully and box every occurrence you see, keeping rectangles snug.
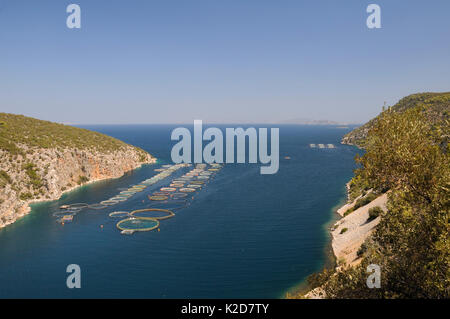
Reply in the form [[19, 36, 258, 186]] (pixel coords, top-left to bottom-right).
[[357, 243, 367, 257], [340, 228, 348, 234], [307, 268, 334, 289], [77, 175, 89, 185], [0, 170, 12, 187], [22, 162, 43, 189], [19, 192, 33, 201], [344, 192, 378, 215], [368, 206, 383, 221]]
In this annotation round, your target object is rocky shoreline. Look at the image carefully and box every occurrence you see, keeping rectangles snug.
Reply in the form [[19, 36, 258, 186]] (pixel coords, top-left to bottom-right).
[[302, 187, 387, 299], [0, 146, 155, 229]]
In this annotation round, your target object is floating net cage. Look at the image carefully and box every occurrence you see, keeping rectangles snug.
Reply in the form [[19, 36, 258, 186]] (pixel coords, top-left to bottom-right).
[[109, 196, 128, 202], [189, 181, 205, 185], [109, 211, 130, 218], [116, 217, 160, 233], [89, 203, 108, 210], [119, 190, 136, 196], [152, 191, 171, 196], [148, 195, 169, 201], [56, 163, 222, 231], [100, 199, 119, 206], [186, 183, 202, 188], [130, 208, 175, 220]]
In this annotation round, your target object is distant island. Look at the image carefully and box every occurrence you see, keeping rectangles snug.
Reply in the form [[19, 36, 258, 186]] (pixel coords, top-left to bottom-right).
[[280, 118, 344, 125], [291, 92, 449, 299], [0, 113, 155, 228]]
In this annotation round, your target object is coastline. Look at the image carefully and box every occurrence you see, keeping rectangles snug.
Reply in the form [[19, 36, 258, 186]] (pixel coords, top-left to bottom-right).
[[0, 157, 157, 230], [285, 139, 387, 298], [299, 189, 387, 299], [284, 184, 348, 298]]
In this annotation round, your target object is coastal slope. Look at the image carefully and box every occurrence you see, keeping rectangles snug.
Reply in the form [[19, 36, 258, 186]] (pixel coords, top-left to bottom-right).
[[300, 91, 449, 299], [0, 113, 155, 228]]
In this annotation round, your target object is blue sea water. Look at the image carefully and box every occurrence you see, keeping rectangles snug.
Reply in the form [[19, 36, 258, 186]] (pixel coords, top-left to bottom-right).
[[0, 125, 359, 298]]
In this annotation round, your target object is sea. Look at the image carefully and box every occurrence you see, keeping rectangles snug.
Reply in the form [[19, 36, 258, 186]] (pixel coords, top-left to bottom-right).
[[0, 124, 359, 298]]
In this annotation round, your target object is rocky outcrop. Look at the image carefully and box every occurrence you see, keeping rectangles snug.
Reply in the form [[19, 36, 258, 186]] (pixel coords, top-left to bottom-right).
[[0, 145, 155, 229]]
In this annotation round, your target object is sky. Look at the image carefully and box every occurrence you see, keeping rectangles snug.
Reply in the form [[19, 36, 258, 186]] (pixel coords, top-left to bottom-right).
[[0, 0, 449, 124]]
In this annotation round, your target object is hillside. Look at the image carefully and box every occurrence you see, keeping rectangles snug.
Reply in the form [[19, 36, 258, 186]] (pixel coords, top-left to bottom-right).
[[297, 92, 449, 299], [0, 113, 155, 228], [342, 92, 450, 147]]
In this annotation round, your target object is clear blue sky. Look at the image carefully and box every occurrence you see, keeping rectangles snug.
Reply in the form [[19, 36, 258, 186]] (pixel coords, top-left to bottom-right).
[[1, 0, 449, 124]]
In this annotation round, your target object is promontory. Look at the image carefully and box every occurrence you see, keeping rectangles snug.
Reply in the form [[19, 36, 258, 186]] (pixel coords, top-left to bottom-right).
[[0, 113, 155, 228]]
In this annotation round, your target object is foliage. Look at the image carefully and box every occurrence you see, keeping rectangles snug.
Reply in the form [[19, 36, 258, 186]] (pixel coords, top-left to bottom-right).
[[0, 170, 12, 188], [367, 206, 383, 221], [320, 98, 449, 298], [19, 192, 33, 201], [344, 192, 378, 216], [77, 175, 89, 185], [306, 268, 334, 289], [348, 173, 371, 201], [0, 113, 149, 158], [22, 163, 43, 189], [343, 92, 450, 147]]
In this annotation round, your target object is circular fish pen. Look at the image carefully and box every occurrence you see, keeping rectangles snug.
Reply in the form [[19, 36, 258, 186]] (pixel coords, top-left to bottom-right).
[[130, 208, 175, 220], [119, 190, 136, 196], [148, 195, 169, 201], [100, 200, 119, 206], [186, 184, 202, 189], [152, 191, 171, 196], [109, 211, 130, 218], [109, 196, 128, 202], [179, 187, 196, 193], [189, 181, 205, 185], [88, 203, 108, 210], [160, 187, 176, 192], [116, 217, 159, 233]]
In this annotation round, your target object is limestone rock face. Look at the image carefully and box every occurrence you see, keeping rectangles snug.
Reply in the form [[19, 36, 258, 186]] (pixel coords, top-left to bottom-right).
[[0, 146, 155, 228]]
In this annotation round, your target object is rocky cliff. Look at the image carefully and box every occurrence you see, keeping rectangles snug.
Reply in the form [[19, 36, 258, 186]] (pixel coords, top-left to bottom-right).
[[0, 113, 155, 228]]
